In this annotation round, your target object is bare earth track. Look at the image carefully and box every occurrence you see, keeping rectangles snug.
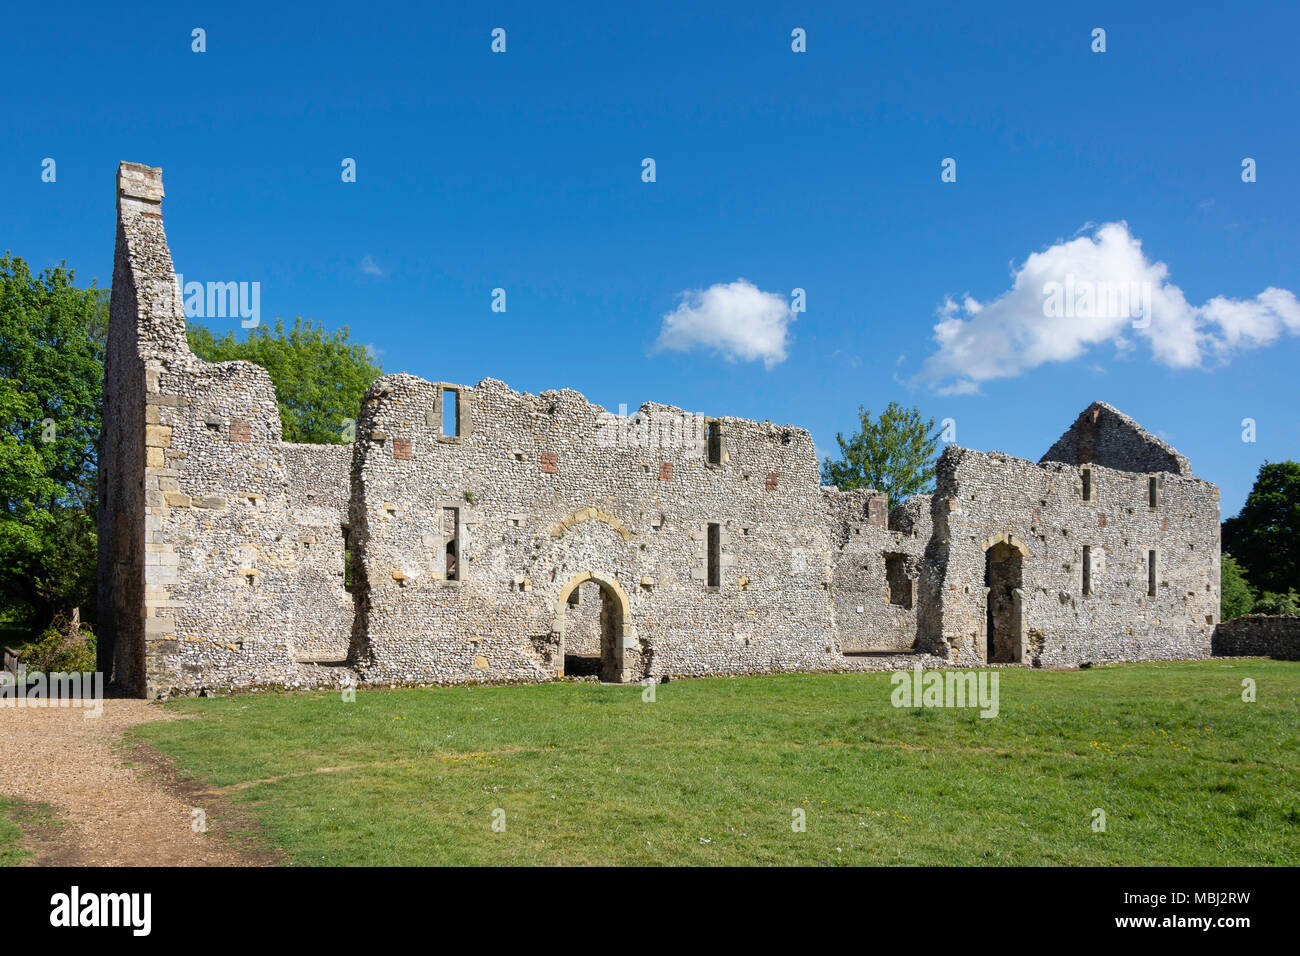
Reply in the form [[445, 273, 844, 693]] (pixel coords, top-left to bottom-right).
[[0, 699, 275, 866]]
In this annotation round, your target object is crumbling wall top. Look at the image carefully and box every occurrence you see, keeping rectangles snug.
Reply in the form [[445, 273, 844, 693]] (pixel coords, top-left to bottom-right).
[[118, 162, 164, 211], [113, 161, 190, 359], [1040, 401, 1192, 476]]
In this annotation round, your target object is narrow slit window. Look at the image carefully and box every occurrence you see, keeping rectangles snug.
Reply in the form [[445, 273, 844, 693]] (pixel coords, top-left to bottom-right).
[[343, 525, 356, 593], [706, 522, 721, 588], [1082, 545, 1092, 596], [1081, 466, 1093, 502], [1148, 476, 1159, 508], [442, 388, 460, 437], [444, 506, 460, 581], [707, 422, 723, 466], [1147, 550, 1157, 597]]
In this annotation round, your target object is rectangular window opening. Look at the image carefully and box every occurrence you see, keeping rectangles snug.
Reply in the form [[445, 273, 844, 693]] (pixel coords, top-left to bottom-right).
[[707, 421, 723, 466], [884, 553, 912, 609], [1148, 475, 1159, 508], [342, 525, 356, 593], [1147, 550, 1157, 597], [706, 522, 721, 588], [444, 506, 460, 581], [1082, 545, 1092, 596], [442, 388, 460, 437], [1081, 466, 1093, 502]]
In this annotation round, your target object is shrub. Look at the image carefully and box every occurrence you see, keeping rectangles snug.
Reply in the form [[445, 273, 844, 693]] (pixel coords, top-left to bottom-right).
[[18, 613, 97, 673], [1252, 590, 1300, 616]]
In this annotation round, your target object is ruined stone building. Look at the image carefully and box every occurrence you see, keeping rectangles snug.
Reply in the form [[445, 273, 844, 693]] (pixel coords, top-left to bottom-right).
[[98, 163, 1222, 698]]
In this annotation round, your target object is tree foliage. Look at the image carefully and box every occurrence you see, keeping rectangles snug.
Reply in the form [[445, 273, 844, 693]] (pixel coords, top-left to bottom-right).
[[187, 317, 382, 444], [1220, 553, 1254, 621], [1222, 461, 1300, 597], [1251, 588, 1300, 616], [821, 402, 940, 502], [0, 255, 104, 625], [0, 261, 383, 629]]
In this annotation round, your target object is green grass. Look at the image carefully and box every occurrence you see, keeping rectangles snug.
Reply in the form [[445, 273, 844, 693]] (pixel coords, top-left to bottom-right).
[[0, 796, 59, 866], [0, 800, 25, 865], [132, 660, 1300, 866]]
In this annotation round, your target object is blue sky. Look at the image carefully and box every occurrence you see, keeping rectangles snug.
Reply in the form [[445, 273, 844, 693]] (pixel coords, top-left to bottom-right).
[[4, 0, 1298, 515]]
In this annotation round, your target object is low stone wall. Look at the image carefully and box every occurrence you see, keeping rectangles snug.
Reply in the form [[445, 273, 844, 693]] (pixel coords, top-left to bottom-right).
[[1212, 615, 1300, 660]]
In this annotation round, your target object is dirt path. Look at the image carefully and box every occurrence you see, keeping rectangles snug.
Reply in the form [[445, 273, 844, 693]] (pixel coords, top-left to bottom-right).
[[0, 699, 274, 866]]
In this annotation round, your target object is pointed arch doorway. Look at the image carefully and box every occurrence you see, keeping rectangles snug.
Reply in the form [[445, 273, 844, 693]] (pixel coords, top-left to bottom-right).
[[553, 572, 633, 682], [982, 534, 1027, 664]]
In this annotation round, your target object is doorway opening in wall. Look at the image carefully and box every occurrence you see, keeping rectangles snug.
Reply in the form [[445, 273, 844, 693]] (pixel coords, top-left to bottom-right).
[[561, 580, 624, 681], [984, 541, 1023, 663], [884, 553, 913, 608]]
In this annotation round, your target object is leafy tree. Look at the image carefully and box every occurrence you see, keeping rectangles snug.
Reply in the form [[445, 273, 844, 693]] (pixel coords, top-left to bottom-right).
[[1251, 589, 1300, 616], [821, 402, 940, 501], [187, 317, 382, 444], [0, 255, 105, 626], [1222, 461, 1300, 596], [1220, 553, 1254, 621]]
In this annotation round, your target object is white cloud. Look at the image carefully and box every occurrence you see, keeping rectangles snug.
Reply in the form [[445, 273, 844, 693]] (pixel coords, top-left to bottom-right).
[[360, 255, 384, 277], [915, 222, 1300, 394], [655, 279, 794, 369]]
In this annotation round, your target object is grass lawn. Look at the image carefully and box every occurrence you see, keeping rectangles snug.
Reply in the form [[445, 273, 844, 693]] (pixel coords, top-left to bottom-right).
[[0, 800, 27, 866], [132, 659, 1300, 866], [0, 797, 59, 866]]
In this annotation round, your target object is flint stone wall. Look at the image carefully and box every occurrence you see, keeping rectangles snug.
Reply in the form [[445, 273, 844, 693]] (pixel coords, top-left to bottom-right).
[[1212, 615, 1300, 660], [561, 581, 606, 659], [826, 489, 933, 653], [347, 374, 844, 685], [99, 162, 1223, 697], [932, 445, 1218, 668], [282, 442, 354, 662], [1041, 403, 1192, 476]]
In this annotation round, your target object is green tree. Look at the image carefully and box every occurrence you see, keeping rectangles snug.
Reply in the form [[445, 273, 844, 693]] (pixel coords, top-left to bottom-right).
[[0, 255, 105, 625], [1220, 553, 1254, 621], [188, 317, 382, 444], [1251, 589, 1300, 616], [1222, 461, 1300, 596], [821, 402, 940, 501]]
